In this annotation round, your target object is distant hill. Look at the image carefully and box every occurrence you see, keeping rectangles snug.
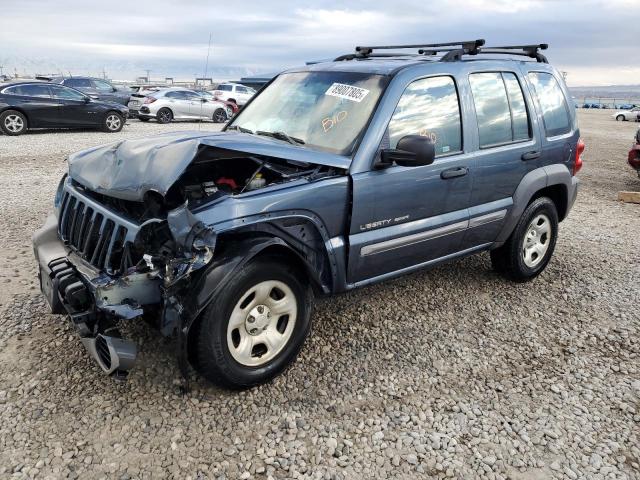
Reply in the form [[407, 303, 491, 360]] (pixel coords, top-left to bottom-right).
[[569, 85, 640, 100]]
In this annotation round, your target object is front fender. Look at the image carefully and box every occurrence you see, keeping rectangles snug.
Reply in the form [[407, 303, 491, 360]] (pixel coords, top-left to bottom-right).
[[162, 235, 302, 336]]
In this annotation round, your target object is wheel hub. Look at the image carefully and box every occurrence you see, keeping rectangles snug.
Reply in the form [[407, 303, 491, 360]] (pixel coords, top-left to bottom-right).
[[245, 304, 271, 335]]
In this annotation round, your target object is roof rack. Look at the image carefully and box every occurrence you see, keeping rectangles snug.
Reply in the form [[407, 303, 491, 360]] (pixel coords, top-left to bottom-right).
[[333, 40, 549, 63], [334, 39, 485, 61]]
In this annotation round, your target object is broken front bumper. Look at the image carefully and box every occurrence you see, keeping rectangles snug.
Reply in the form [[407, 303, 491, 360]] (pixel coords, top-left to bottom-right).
[[33, 215, 161, 377]]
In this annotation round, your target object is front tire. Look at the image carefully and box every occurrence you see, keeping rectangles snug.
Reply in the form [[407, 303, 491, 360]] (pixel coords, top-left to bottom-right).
[[1, 110, 27, 135], [616, 114, 625, 121], [102, 112, 124, 132], [212, 107, 228, 123], [193, 257, 312, 389], [156, 108, 173, 124], [490, 197, 559, 282]]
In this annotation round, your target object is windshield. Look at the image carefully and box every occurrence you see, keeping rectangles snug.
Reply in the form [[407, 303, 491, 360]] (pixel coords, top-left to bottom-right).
[[227, 71, 387, 156]]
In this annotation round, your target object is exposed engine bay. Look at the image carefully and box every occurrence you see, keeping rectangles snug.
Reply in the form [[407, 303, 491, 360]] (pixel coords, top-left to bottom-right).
[[76, 146, 339, 223], [169, 147, 336, 206]]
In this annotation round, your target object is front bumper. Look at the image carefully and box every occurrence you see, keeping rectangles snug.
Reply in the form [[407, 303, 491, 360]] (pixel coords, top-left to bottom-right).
[[33, 215, 160, 377]]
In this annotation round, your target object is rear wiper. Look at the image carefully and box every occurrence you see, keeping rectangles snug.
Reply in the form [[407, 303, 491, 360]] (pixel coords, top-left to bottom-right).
[[226, 125, 253, 134], [256, 130, 305, 146]]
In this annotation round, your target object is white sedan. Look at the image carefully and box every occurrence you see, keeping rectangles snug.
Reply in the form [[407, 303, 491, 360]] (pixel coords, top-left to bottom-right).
[[137, 88, 232, 124], [613, 107, 640, 122]]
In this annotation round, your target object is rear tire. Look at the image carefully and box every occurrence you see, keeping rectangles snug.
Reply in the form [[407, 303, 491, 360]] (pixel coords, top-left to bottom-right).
[[490, 197, 559, 282], [193, 257, 312, 389], [616, 114, 625, 121], [0, 110, 27, 135], [102, 111, 124, 132], [156, 108, 173, 124]]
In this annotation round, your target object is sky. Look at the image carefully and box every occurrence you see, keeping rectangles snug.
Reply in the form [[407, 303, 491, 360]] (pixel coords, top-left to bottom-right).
[[0, 0, 638, 87]]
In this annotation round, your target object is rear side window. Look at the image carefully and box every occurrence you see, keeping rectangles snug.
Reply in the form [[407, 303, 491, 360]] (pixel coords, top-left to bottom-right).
[[469, 72, 531, 148], [388, 76, 462, 157], [218, 84, 233, 91], [3, 84, 51, 97], [64, 78, 92, 88], [528, 72, 571, 137], [165, 91, 186, 99]]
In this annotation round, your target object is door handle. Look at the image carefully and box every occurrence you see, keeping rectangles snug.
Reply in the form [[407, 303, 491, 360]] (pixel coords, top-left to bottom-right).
[[521, 150, 541, 161], [440, 167, 468, 179]]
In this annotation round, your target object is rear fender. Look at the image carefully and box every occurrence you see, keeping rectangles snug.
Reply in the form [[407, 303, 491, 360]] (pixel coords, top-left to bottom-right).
[[495, 164, 574, 243]]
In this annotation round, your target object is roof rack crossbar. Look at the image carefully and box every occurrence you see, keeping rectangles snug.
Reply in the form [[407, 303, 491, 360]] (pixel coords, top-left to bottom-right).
[[440, 43, 549, 63], [334, 39, 485, 60]]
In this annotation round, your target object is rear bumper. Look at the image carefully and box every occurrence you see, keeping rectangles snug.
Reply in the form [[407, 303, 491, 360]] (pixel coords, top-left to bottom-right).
[[32, 215, 160, 377]]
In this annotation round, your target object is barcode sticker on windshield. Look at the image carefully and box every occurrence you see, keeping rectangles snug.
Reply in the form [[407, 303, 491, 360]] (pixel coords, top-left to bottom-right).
[[325, 83, 370, 103]]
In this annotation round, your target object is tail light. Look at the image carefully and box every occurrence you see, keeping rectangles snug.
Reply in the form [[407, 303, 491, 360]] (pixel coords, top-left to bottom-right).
[[629, 145, 640, 169], [573, 138, 585, 175], [144, 96, 157, 104]]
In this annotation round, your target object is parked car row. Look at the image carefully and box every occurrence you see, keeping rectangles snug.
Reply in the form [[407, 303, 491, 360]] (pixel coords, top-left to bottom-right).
[[0, 77, 256, 135], [582, 103, 639, 110]]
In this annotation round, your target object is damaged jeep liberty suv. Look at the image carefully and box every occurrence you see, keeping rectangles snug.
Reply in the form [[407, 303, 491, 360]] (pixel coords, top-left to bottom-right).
[[33, 40, 583, 388]]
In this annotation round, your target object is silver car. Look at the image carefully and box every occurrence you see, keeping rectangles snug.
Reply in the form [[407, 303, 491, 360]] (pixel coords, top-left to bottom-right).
[[137, 88, 231, 124]]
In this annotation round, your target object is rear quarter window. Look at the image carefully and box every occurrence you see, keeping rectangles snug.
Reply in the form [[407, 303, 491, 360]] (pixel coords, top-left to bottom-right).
[[528, 72, 571, 137]]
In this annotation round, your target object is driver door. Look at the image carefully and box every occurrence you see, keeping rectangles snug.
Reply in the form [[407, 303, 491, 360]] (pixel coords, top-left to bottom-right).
[[50, 85, 97, 126], [348, 75, 473, 285]]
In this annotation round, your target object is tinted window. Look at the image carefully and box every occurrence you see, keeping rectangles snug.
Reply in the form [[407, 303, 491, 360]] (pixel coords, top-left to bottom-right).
[[528, 72, 571, 137], [183, 91, 201, 100], [165, 91, 186, 99], [217, 84, 233, 91], [237, 86, 248, 93], [470, 72, 531, 147], [503, 73, 530, 141], [93, 80, 114, 91], [388, 76, 462, 156], [4, 84, 51, 98], [469, 73, 512, 147], [64, 78, 92, 88], [50, 85, 86, 101]]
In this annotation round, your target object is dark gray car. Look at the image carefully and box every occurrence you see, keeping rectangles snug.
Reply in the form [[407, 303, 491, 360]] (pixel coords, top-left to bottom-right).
[[33, 40, 582, 389], [49, 76, 130, 106]]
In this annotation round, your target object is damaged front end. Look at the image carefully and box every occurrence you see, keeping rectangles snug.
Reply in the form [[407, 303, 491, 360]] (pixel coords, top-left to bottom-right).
[[33, 131, 342, 379]]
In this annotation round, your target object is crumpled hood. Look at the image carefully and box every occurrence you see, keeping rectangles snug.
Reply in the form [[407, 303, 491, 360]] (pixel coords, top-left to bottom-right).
[[67, 130, 350, 202]]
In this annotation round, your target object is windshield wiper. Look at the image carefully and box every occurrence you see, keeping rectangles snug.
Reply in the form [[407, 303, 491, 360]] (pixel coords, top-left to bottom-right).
[[256, 130, 305, 146], [226, 125, 254, 134]]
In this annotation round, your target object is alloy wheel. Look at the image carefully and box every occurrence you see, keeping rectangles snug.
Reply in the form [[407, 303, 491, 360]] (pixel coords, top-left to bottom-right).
[[4, 114, 24, 133], [226, 280, 298, 367], [522, 213, 552, 268], [105, 114, 121, 131]]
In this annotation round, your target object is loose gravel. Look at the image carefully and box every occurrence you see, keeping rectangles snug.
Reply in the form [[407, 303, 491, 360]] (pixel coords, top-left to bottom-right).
[[0, 111, 638, 480]]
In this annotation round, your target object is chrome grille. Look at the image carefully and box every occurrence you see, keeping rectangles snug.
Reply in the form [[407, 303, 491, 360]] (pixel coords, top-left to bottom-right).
[[58, 184, 141, 274]]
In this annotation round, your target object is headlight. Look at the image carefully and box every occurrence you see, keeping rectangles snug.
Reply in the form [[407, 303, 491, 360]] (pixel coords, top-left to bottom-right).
[[54, 174, 68, 209]]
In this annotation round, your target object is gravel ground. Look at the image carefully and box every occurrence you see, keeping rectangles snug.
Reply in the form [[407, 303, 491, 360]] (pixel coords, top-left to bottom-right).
[[0, 111, 638, 480]]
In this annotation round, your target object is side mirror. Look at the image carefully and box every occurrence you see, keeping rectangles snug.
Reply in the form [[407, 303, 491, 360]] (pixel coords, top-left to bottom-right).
[[83, 96, 91, 103], [376, 135, 436, 169], [112, 87, 118, 92], [201, 98, 207, 103]]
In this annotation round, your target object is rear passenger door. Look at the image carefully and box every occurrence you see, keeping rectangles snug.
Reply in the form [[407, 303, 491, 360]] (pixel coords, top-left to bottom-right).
[[165, 91, 191, 118], [7, 84, 60, 127], [462, 71, 539, 248]]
